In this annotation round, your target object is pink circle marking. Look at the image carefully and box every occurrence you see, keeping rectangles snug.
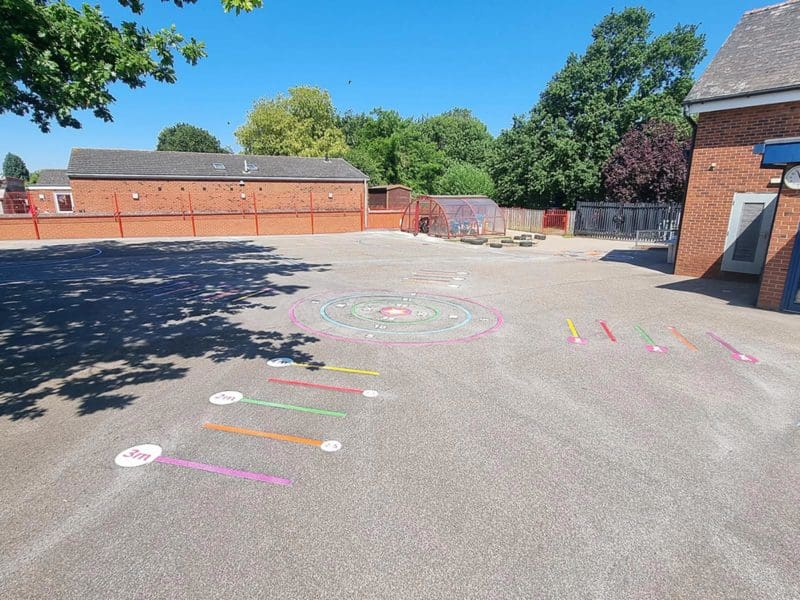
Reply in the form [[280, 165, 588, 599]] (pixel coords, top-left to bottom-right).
[[380, 306, 412, 317], [289, 291, 504, 347]]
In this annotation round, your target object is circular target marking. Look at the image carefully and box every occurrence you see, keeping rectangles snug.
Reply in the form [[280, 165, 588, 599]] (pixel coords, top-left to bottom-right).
[[267, 357, 294, 368], [320, 440, 342, 452], [290, 291, 503, 346], [115, 444, 162, 467], [209, 391, 243, 405]]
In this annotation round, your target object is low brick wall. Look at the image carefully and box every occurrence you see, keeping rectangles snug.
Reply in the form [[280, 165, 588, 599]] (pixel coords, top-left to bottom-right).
[[0, 210, 364, 241]]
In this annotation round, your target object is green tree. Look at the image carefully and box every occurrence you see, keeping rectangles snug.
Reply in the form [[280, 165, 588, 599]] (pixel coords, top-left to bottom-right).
[[2, 153, 29, 179], [435, 162, 495, 196], [0, 0, 262, 132], [490, 7, 705, 208], [236, 86, 349, 157], [157, 123, 228, 153], [28, 170, 40, 184], [419, 109, 493, 167]]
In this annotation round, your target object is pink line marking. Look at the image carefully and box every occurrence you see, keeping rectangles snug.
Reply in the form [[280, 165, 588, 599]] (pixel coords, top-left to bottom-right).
[[154, 456, 292, 486], [288, 291, 504, 347], [707, 331, 759, 363], [268, 377, 363, 394]]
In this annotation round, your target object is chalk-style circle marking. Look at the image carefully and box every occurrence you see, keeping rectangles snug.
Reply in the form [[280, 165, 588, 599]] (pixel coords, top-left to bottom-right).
[[267, 357, 294, 368], [320, 440, 342, 452], [290, 291, 503, 346], [733, 353, 759, 363], [115, 444, 162, 467], [209, 391, 243, 405], [362, 389, 379, 398]]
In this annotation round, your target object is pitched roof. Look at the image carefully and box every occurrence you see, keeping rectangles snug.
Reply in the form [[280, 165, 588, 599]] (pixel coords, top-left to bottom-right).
[[67, 148, 368, 181], [31, 169, 70, 187], [685, 0, 800, 104]]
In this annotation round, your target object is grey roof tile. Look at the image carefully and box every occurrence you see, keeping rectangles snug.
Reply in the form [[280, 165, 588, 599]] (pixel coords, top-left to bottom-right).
[[67, 149, 368, 181], [685, 0, 800, 104], [33, 169, 70, 187]]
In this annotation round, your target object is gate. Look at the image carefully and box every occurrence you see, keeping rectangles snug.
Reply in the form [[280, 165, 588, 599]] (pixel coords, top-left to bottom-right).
[[543, 208, 568, 231], [574, 202, 682, 240]]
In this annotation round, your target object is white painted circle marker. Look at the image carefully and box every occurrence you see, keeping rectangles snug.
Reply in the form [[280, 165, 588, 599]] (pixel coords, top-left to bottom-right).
[[320, 440, 342, 452], [209, 391, 243, 405], [115, 444, 162, 468], [362, 389, 379, 398], [267, 357, 294, 368], [449, 314, 459, 319]]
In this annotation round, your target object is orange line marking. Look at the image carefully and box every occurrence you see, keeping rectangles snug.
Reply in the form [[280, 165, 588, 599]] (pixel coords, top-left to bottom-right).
[[203, 422, 322, 447], [669, 327, 698, 351]]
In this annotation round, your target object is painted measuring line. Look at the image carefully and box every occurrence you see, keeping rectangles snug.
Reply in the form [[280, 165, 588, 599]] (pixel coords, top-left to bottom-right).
[[707, 331, 759, 363], [267, 377, 378, 397], [566, 319, 587, 345], [598, 320, 617, 342], [267, 357, 379, 376], [203, 422, 342, 452], [412, 273, 466, 281], [231, 287, 272, 302], [209, 390, 346, 417], [418, 270, 469, 276], [114, 444, 292, 486], [634, 325, 668, 353], [669, 327, 698, 351]]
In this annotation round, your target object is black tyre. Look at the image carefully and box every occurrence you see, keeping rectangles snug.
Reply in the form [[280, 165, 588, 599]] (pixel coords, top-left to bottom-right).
[[513, 236, 521, 241], [519, 240, 534, 247], [489, 242, 503, 248], [520, 234, 533, 240], [500, 238, 514, 244], [533, 233, 546, 240], [461, 237, 487, 245]]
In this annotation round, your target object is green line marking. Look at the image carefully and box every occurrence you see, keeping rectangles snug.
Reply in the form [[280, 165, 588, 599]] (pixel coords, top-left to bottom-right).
[[634, 325, 655, 345], [241, 397, 346, 417]]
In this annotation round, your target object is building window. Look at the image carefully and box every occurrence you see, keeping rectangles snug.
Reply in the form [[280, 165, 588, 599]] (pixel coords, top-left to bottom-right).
[[54, 192, 74, 213]]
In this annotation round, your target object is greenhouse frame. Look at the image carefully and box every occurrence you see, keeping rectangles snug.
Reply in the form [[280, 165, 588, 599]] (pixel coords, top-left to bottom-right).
[[400, 196, 506, 238]]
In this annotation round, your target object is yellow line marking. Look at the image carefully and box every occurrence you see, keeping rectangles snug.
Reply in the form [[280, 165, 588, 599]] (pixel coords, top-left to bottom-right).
[[293, 362, 379, 376], [567, 319, 580, 338]]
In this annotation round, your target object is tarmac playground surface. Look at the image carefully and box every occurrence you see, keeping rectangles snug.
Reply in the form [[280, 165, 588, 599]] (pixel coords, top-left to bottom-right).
[[1, 230, 799, 599]]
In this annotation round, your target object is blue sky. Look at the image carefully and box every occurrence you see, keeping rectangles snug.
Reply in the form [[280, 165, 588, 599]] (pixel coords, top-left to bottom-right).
[[2, 0, 760, 171]]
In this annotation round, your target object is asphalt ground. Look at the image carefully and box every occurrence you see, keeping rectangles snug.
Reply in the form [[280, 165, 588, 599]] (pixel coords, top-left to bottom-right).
[[1, 231, 798, 599]]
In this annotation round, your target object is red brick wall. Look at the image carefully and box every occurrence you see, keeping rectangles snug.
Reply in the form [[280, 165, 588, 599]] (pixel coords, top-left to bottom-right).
[[29, 188, 73, 214], [0, 178, 367, 240], [367, 210, 404, 229], [758, 188, 800, 309], [675, 102, 800, 280]]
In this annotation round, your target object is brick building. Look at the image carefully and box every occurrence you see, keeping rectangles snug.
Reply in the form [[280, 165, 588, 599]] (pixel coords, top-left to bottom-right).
[[27, 169, 73, 214], [0, 148, 369, 240], [675, 0, 800, 312]]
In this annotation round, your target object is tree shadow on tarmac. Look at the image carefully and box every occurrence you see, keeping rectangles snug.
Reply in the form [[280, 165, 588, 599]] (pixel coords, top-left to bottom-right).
[[0, 240, 328, 421]]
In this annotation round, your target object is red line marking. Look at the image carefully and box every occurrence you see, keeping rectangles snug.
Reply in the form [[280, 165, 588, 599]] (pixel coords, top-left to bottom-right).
[[598, 320, 616, 342], [267, 378, 364, 394]]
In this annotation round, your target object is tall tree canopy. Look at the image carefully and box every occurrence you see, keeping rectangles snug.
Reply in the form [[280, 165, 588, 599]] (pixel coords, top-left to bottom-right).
[[435, 162, 495, 197], [601, 120, 690, 203], [2, 153, 29, 180], [490, 7, 705, 208], [418, 108, 493, 167], [0, 0, 262, 132], [235, 86, 349, 157], [157, 123, 228, 153]]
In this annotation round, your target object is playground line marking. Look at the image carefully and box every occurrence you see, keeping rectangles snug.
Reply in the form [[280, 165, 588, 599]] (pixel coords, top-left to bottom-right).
[[232, 287, 272, 302], [566, 319, 587, 345], [707, 331, 759, 363], [208, 390, 346, 417], [635, 325, 668, 353], [266, 357, 379, 376], [203, 422, 341, 452], [669, 327, 698, 351], [598, 320, 617, 342], [114, 444, 292, 486], [268, 377, 378, 397]]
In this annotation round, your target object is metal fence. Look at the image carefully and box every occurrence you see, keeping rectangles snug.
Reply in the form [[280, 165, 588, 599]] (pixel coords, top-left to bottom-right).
[[574, 202, 682, 240]]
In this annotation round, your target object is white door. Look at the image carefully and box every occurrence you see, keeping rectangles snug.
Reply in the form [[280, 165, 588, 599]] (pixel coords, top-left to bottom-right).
[[721, 193, 777, 274]]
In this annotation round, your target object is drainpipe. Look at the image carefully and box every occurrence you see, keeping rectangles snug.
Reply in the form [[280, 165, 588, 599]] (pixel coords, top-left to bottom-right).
[[671, 108, 698, 275]]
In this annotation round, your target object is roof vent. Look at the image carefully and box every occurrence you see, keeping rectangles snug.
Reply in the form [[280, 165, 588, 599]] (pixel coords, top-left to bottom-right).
[[243, 160, 258, 173], [212, 163, 226, 170]]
